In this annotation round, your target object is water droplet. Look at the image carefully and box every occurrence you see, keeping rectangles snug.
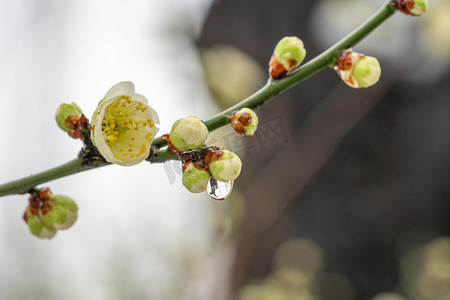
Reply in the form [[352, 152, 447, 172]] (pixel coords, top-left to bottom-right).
[[207, 177, 233, 200]]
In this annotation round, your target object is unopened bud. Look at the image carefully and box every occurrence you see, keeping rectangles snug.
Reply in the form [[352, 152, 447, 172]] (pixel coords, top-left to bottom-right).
[[42, 195, 78, 230], [55, 102, 83, 132], [182, 162, 211, 193], [209, 150, 242, 182], [335, 51, 381, 88], [269, 36, 306, 79], [229, 108, 258, 136], [26, 214, 57, 239], [23, 188, 78, 239], [391, 0, 428, 16], [169, 116, 209, 152]]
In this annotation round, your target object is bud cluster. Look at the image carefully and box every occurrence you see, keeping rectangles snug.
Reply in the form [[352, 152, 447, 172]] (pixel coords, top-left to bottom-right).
[[23, 188, 78, 239], [181, 147, 242, 197], [165, 112, 258, 199]]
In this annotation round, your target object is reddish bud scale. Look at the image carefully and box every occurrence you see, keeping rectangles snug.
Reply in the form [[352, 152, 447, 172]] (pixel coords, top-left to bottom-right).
[[203, 148, 224, 167], [229, 111, 253, 135], [162, 134, 183, 154], [23, 188, 53, 221], [334, 50, 366, 87], [181, 146, 224, 173], [391, 0, 420, 16], [67, 114, 88, 139], [269, 54, 288, 80], [335, 50, 354, 72]]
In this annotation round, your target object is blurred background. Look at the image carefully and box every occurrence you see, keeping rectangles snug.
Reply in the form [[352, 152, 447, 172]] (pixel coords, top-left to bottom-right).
[[0, 0, 449, 299]]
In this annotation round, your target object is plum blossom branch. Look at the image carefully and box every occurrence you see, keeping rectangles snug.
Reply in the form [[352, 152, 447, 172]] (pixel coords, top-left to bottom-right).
[[0, 1, 400, 198]]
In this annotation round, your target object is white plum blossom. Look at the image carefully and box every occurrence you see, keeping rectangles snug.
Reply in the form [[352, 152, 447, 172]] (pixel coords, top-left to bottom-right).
[[91, 81, 159, 166]]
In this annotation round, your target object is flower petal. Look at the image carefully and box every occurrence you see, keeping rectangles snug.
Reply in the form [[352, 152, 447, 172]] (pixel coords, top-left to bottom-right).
[[104, 81, 135, 98], [130, 93, 148, 105], [147, 105, 160, 125], [93, 100, 115, 162]]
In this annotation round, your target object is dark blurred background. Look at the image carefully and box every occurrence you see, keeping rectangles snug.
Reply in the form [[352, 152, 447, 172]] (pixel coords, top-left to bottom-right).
[[198, 0, 450, 299]]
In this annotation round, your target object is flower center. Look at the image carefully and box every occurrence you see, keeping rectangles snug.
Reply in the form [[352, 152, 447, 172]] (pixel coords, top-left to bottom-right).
[[101, 95, 155, 161]]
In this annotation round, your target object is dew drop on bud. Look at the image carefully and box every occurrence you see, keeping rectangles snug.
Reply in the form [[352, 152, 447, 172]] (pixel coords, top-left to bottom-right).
[[207, 177, 233, 200]]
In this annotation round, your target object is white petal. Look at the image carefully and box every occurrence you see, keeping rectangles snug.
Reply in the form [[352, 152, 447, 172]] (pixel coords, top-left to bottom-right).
[[116, 152, 149, 166], [104, 81, 135, 98], [147, 105, 160, 125], [93, 101, 115, 163], [130, 93, 148, 105]]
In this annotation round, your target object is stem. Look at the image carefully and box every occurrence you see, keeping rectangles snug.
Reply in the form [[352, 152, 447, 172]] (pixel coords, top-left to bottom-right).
[[0, 148, 177, 197], [152, 1, 395, 147], [0, 158, 108, 197], [148, 148, 180, 163], [0, 1, 396, 198]]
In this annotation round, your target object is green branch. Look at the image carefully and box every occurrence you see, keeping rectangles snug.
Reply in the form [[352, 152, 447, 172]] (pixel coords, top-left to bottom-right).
[[0, 149, 178, 197], [152, 1, 396, 147], [0, 1, 396, 198], [0, 158, 107, 197]]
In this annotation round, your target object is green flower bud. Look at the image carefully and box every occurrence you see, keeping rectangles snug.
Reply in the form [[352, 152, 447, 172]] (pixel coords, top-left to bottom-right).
[[335, 51, 381, 88], [55, 102, 83, 132], [392, 0, 428, 16], [42, 195, 78, 230], [269, 36, 306, 79], [410, 0, 428, 15], [27, 215, 57, 239], [169, 116, 209, 151], [182, 162, 211, 193], [229, 108, 258, 136], [209, 150, 242, 182], [351, 56, 381, 88]]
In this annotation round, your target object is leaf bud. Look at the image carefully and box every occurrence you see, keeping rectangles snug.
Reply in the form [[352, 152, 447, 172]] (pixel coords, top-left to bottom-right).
[[229, 108, 258, 136]]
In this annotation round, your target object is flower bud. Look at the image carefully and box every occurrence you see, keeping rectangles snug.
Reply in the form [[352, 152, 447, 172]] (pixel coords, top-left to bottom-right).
[[335, 51, 381, 88], [169, 116, 209, 152], [23, 188, 78, 239], [391, 0, 428, 16], [229, 108, 258, 136], [182, 162, 211, 193], [209, 150, 242, 182], [26, 214, 57, 239], [269, 36, 306, 79], [55, 102, 83, 132], [90, 81, 159, 166], [42, 195, 78, 230]]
